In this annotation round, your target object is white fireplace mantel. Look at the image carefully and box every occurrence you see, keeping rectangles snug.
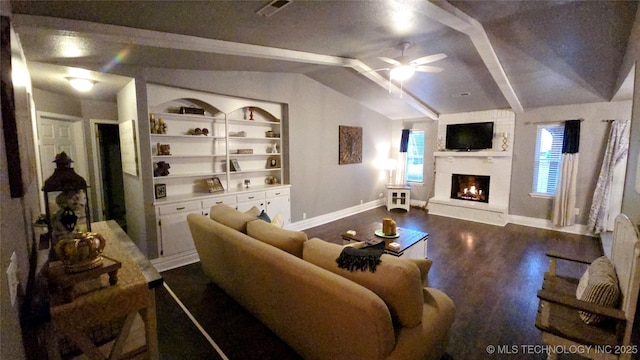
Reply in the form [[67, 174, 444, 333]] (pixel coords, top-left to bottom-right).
[[428, 110, 515, 226]]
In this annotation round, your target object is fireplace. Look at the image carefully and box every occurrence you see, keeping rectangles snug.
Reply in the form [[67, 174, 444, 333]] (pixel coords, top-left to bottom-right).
[[450, 174, 490, 203]]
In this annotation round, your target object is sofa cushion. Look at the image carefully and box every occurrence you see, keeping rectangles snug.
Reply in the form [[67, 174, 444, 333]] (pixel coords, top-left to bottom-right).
[[409, 258, 432, 286], [247, 219, 308, 258], [209, 204, 257, 234], [576, 256, 620, 324], [245, 206, 261, 218], [303, 238, 424, 328]]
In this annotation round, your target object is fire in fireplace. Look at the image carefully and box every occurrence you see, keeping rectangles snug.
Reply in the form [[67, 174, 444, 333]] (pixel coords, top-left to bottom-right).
[[450, 174, 490, 203]]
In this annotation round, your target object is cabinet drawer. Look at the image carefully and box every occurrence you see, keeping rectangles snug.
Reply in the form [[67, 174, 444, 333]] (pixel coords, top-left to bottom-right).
[[202, 196, 236, 209], [237, 192, 265, 203], [266, 188, 290, 198], [158, 200, 201, 215]]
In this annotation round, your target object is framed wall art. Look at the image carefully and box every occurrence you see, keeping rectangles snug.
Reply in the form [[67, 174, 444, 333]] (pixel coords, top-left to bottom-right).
[[339, 125, 362, 165], [154, 183, 167, 199], [1, 16, 24, 197]]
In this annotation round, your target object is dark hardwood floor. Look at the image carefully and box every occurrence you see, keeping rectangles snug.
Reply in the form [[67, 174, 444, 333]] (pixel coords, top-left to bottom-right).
[[158, 206, 604, 359]]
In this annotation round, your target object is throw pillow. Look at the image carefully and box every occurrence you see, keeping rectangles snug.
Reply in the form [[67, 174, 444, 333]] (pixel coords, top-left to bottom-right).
[[246, 219, 308, 258], [303, 238, 424, 328], [409, 258, 432, 286], [576, 256, 620, 324], [270, 213, 285, 228], [209, 204, 257, 234], [257, 210, 271, 223]]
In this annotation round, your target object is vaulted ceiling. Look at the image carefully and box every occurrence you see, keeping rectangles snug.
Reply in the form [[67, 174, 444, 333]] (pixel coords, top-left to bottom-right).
[[8, 0, 639, 120]]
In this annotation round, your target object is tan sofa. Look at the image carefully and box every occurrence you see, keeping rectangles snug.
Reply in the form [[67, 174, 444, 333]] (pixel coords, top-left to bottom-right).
[[187, 204, 455, 360]]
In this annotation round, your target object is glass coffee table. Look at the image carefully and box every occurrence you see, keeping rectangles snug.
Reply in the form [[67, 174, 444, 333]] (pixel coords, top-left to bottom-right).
[[341, 222, 428, 259]]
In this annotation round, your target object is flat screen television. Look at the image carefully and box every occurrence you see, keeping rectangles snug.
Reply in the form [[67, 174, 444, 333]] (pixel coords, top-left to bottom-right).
[[445, 122, 494, 151]]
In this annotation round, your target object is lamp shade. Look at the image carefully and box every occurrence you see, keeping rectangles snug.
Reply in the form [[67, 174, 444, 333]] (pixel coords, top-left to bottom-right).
[[42, 152, 91, 251]]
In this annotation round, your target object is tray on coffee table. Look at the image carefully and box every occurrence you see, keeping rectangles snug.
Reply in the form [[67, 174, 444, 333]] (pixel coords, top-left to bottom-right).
[[341, 222, 428, 258]]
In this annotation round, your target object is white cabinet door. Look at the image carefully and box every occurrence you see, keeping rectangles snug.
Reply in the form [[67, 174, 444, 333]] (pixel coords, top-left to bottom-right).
[[159, 210, 201, 257], [266, 195, 290, 224], [236, 199, 265, 213]]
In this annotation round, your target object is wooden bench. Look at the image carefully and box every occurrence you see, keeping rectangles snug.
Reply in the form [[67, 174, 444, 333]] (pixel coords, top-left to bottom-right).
[[536, 214, 640, 360]]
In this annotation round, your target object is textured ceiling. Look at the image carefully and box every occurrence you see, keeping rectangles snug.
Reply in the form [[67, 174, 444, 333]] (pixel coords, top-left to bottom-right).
[[9, 0, 639, 120]]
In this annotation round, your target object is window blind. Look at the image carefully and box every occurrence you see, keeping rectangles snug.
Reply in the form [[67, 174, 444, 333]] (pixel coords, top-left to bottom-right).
[[406, 130, 424, 183], [532, 124, 565, 195]]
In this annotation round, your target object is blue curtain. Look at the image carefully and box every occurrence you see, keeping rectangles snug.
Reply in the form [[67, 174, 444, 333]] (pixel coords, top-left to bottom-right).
[[562, 119, 581, 153], [399, 129, 410, 153]]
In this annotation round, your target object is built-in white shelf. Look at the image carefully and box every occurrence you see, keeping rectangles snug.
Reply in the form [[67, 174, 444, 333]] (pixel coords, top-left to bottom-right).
[[153, 172, 226, 180], [228, 118, 280, 125], [152, 154, 223, 159], [230, 168, 281, 174], [150, 134, 225, 140]]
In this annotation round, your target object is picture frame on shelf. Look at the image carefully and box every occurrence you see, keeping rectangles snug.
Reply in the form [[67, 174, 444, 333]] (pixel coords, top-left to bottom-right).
[[230, 159, 241, 171], [154, 184, 167, 199], [266, 156, 280, 169], [206, 177, 224, 193]]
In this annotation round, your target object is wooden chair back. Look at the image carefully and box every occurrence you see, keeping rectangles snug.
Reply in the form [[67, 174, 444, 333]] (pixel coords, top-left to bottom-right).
[[610, 214, 640, 347]]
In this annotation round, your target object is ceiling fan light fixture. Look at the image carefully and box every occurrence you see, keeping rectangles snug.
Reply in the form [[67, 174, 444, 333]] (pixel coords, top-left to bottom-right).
[[67, 78, 95, 92], [390, 65, 415, 81]]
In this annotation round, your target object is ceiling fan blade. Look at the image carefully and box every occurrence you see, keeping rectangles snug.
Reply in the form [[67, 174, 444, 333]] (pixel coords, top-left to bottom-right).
[[410, 53, 447, 66], [378, 57, 401, 66], [414, 65, 444, 73], [358, 67, 390, 74]]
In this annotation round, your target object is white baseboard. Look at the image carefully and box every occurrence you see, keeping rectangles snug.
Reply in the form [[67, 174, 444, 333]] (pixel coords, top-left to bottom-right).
[[151, 250, 200, 272], [287, 199, 384, 231], [508, 214, 593, 236]]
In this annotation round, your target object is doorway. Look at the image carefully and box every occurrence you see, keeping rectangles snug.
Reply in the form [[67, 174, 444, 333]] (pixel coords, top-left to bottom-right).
[[92, 121, 126, 230]]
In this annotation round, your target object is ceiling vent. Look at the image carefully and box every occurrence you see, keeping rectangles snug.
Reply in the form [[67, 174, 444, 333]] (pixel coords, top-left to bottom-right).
[[256, 0, 292, 17]]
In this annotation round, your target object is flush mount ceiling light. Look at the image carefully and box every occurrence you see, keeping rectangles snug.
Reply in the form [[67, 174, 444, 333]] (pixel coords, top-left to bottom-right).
[[67, 78, 95, 92]]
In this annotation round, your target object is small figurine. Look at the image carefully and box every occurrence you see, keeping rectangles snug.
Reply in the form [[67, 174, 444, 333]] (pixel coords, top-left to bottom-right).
[[154, 161, 171, 177]]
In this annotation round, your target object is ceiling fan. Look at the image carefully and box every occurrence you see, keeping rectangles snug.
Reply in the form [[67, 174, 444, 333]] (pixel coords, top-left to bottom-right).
[[376, 42, 447, 81]]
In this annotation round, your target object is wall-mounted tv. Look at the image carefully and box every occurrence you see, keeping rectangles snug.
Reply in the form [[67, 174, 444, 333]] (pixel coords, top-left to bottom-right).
[[445, 122, 494, 151]]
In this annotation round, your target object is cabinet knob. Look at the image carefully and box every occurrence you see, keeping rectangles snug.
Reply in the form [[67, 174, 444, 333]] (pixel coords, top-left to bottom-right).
[[248, 196, 255, 199], [216, 201, 223, 204], [275, 192, 281, 196], [176, 207, 186, 210]]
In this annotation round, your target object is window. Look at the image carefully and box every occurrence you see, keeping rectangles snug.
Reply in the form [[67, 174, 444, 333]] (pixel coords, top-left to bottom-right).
[[532, 124, 564, 196], [405, 130, 424, 183]]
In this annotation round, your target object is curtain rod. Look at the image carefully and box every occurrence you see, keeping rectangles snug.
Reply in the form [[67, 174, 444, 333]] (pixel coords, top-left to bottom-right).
[[524, 118, 584, 125]]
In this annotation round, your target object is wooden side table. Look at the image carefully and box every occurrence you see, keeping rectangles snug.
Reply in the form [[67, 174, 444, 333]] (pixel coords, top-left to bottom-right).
[[44, 221, 163, 360], [386, 185, 411, 212]]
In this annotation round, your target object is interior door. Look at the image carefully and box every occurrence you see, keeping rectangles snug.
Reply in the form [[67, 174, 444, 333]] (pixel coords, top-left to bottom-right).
[[37, 112, 87, 179]]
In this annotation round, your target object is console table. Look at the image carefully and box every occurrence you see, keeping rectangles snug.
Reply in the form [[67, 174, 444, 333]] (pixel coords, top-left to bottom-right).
[[386, 185, 411, 212], [44, 221, 163, 360]]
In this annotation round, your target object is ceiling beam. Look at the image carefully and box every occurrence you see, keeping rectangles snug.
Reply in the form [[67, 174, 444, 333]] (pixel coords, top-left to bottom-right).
[[12, 15, 441, 119], [13, 15, 356, 67], [406, 0, 524, 113]]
